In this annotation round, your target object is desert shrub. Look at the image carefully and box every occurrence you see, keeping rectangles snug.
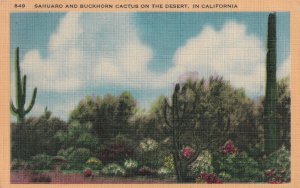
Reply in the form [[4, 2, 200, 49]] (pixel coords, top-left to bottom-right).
[[99, 143, 134, 164], [157, 167, 173, 177], [247, 143, 264, 160], [214, 151, 263, 182], [124, 159, 138, 175], [137, 138, 164, 169], [11, 115, 67, 159], [129, 108, 166, 142], [188, 150, 214, 177], [56, 147, 76, 170], [77, 133, 99, 151], [11, 159, 29, 170], [86, 157, 102, 170], [195, 172, 222, 184], [51, 156, 67, 170], [263, 146, 290, 183], [55, 122, 99, 152], [68, 148, 91, 169], [30, 173, 52, 183], [52, 155, 67, 164], [139, 138, 159, 152], [57, 147, 74, 157], [138, 166, 157, 176], [69, 93, 137, 144], [101, 163, 126, 176], [213, 140, 263, 182], [30, 154, 53, 171], [163, 155, 175, 173], [124, 159, 138, 169]]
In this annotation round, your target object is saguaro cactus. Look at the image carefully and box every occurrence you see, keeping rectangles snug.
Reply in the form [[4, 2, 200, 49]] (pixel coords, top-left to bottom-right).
[[11, 47, 37, 123], [163, 82, 201, 182], [264, 13, 278, 154]]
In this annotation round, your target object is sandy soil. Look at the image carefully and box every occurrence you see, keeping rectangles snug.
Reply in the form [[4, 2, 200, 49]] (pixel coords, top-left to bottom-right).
[[11, 171, 176, 184]]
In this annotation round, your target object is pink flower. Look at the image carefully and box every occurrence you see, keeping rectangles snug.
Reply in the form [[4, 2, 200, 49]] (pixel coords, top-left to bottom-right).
[[182, 147, 195, 158], [221, 140, 238, 155], [269, 180, 282, 184], [198, 172, 222, 184], [83, 168, 92, 177]]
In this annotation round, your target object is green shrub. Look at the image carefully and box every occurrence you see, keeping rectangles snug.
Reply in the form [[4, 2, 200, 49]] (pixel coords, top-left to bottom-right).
[[124, 159, 138, 175], [214, 151, 263, 182], [86, 157, 102, 170], [124, 159, 138, 170], [68, 148, 91, 169], [30, 154, 53, 171], [157, 167, 173, 177], [101, 163, 126, 176], [137, 138, 164, 169], [77, 133, 99, 150], [163, 155, 174, 172], [11, 159, 29, 170], [264, 146, 290, 183], [188, 150, 214, 177], [139, 138, 159, 152], [57, 147, 75, 158], [56, 147, 75, 170]]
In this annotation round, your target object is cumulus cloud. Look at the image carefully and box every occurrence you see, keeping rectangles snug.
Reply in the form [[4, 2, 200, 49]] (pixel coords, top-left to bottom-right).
[[278, 55, 290, 79], [17, 13, 290, 99], [21, 13, 156, 92], [168, 22, 267, 96]]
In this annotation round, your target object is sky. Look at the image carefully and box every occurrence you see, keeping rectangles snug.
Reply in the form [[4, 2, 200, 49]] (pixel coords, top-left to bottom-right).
[[10, 12, 290, 120]]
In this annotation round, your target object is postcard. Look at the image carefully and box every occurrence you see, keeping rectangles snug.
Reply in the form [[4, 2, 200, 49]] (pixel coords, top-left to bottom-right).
[[0, 0, 300, 187]]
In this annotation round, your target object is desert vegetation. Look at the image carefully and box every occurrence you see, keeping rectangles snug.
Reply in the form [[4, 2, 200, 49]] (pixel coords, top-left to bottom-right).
[[10, 13, 290, 184]]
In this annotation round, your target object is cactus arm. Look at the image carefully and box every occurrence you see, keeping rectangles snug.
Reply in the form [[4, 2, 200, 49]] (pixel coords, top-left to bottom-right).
[[178, 101, 188, 128], [24, 87, 37, 114], [10, 100, 18, 114], [163, 98, 172, 128]]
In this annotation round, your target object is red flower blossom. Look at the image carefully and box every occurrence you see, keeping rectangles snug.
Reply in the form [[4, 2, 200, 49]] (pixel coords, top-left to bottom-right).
[[198, 172, 222, 184], [221, 140, 238, 155], [269, 180, 282, 184], [83, 168, 92, 177], [182, 147, 194, 158]]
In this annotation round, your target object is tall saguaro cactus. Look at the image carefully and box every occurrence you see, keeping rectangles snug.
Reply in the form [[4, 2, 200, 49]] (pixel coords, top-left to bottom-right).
[[11, 47, 37, 123], [163, 82, 201, 183], [264, 13, 278, 154]]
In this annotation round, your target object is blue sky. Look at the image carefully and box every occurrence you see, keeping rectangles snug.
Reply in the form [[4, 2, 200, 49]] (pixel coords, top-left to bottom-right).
[[10, 12, 290, 120]]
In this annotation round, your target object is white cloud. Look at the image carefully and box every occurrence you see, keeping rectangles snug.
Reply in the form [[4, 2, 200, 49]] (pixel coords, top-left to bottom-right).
[[168, 22, 267, 96], [278, 55, 290, 79], [21, 13, 156, 92], [13, 14, 291, 119], [20, 14, 270, 95]]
